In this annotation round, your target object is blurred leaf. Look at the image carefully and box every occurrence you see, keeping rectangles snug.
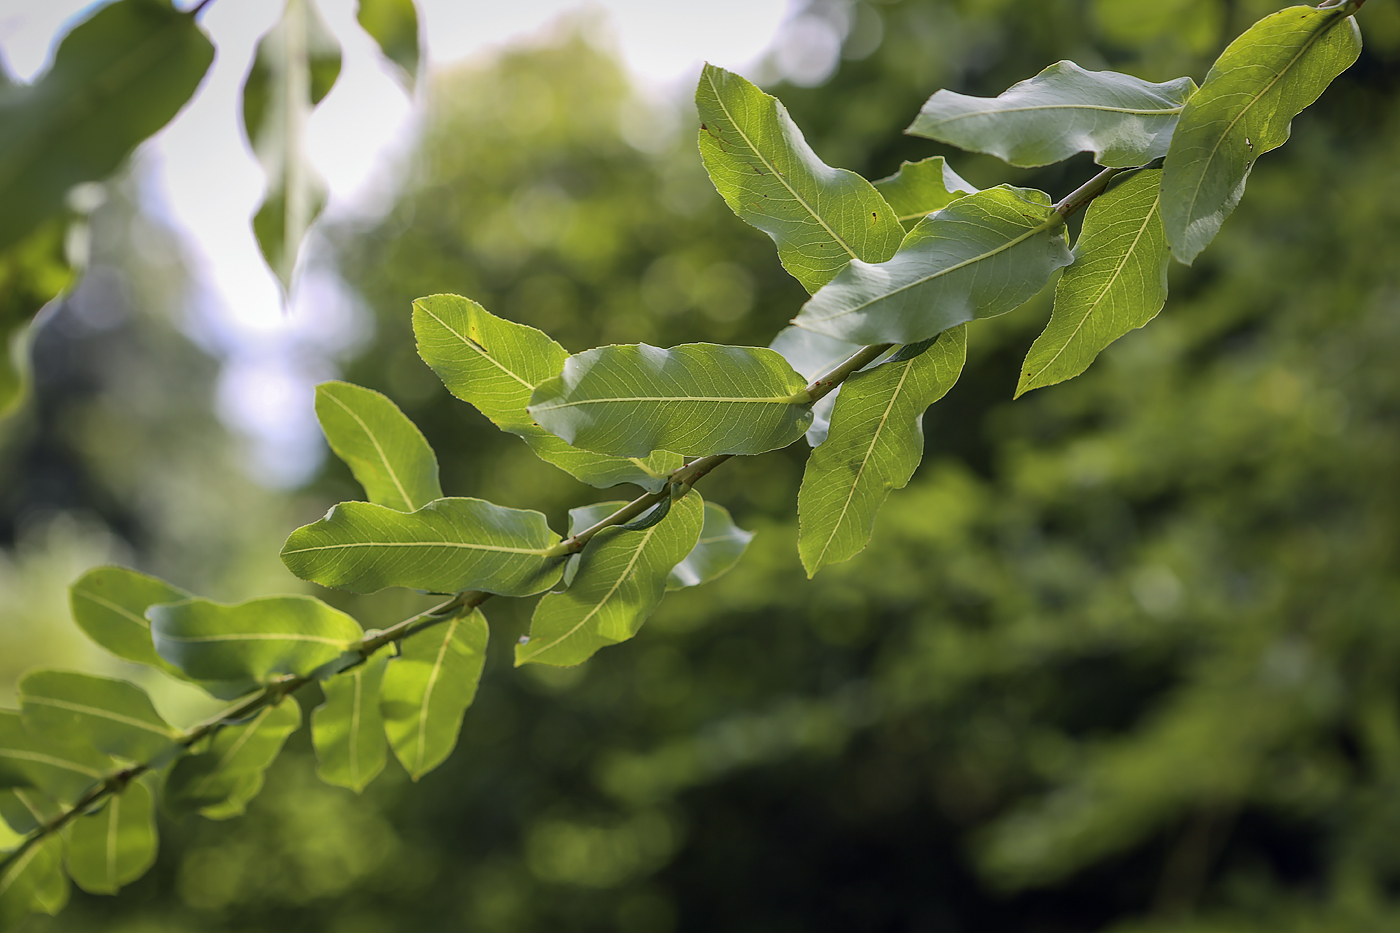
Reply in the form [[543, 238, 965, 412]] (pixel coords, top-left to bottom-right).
[[357, 0, 419, 89], [1092, 0, 1224, 55], [413, 294, 682, 491], [798, 327, 966, 576], [0, 790, 58, 836], [793, 186, 1071, 345], [1161, 6, 1361, 263], [280, 498, 563, 596], [667, 501, 754, 590], [696, 64, 903, 293], [0, 0, 213, 254], [312, 651, 388, 792], [769, 325, 863, 447], [316, 381, 441, 512], [62, 780, 156, 895], [518, 493, 704, 667], [0, 710, 110, 806], [148, 596, 362, 684], [163, 700, 300, 820], [908, 62, 1197, 168], [0, 218, 74, 417], [873, 156, 979, 226], [381, 609, 488, 779], [243, 0, 343, 288], [18, 671, 177, 763], [0, 836, 66, 930], [1017, 169, 1169, 396], [528, 343, 812, 458]]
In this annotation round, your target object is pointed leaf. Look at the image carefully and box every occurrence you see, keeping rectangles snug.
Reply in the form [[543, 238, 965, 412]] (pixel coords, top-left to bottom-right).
[[413, 294, 682, 491], [0, 790, 59, 836], [873, 157, 979, 226], [69, 566, 192, 677], [281, 498, 563, 597], [696, 64, 904, 292], [312, 652, 389, 792], [163, 700, 300, 820], [529, 343, 812, 458], [357, 0, 419, 89], [1017, 169, 1169, 396], [793, 186, 1072, 346], [907, 62, 1197, 169], [0, 711, 110, 806], [667, 501, 754, 590], [316, 381, 441, 512], [63, 780, 157, 895], [0, 0, 214, 253], [19, 671, 177, 763], [148, 596, 362, 684], [770, 325, 865, 447], [517, 493, 704, 667], [243, 0, 343, 288], [1161, 6, 1361, 264], [799, 326, 967, 576], [0, 836, 66, 930]]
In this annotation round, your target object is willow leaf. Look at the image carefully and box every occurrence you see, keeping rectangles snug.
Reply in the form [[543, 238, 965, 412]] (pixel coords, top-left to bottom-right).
[[0, 836, 66, 930], [794, 186, 1072, 345], [0, 790, 58, 836], [356, 0, 418, 89], [413, 294, 681, 491], [316, 381, 440, 512], [696, 64, 904, 292], [518, 493, 704, 667], [163, 700, 300, 820], [63, 780, 157, 895], [1161, 5, 1361, 264], [312, 651, 389, 793], [667, 501, 754, 591], [908, 62, 1197, 168], [1017, 170, 1169, 396], [381, 609, 488, 780], [0, 710, 110, 806], [873, 157, 979, 226], [281, 498, 563, 596], [148, 596, 362, 685], [529, 343, 812, 458], [798, 326, 967, 576], [19, 671, 177, 764], [69, 566, 191, 677]]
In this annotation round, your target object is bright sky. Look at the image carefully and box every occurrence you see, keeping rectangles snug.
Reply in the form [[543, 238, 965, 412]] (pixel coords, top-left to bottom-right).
[[0, 0, 829, 484]]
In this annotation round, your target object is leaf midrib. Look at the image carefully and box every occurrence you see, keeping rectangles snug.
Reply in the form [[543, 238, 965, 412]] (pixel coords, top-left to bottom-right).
[[531, 394, 801, 411], [284, 540, 550, 556], [23, 695, 174, 737], [923, 101, 1185, 131], [324, 389, 416, 510], [420, 303, 536, 390], [525, 528, 657, 659]]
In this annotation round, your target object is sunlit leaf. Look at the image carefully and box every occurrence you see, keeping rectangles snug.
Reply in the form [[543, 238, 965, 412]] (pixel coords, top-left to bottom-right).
[[0, 835, 66, 930], [529, 343, 812, 458], [696, 64, 904, 292], [667, 501, 754, 590], [312, 651, 389, 792], [357, 0, 419, 89], [1017, 169, 1169, 397], [163, 699, 300, 820], [316, 381, 441, 512], [381, 609, 488, 779], [148, 596, 362, 684], [19, 671, 177, 764], [0, 0, 213, 253], [798, 327, 966, 576], [69, 566, 192, 680], [793, 186, 1071, 345], [873, 156, 979, 226], [281, 498, 563, 597], [0, 710, 110, 806], [770, 325, 865, 447], [517, 493, 704, 667], [907, 62, 1197, 168], [63, 780, 156, 895], [1160, 5, 1361, 264]]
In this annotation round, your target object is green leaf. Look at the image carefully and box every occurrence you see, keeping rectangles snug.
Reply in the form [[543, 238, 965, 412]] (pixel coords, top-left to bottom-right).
[[798, 326, 967, 576], [18, 671, 177, 764], [70, 566, 193, 677], [696, 64, 904, 293], [316, 381, 441, 512], [793, 186, 1072, 346], [63, 780, 157, 895], [281, 498, 563, 597], [1017, 169, 1169, 397], [667, 501, 754, 591], [529, 343, 812, 458], [517, 493, 704, 667], [907, 62, 1197, 169], [357, 0, 419, 89], [312, 651, 389, 792], [162, 699, 300, 820], [148, 596, 362, 684], [0, 218, 75, 418], [0, 836, 66, 930], [413, 294, 682, 491], [0, 0, 213, 253], [0, 790, 58, 837], [769, 325, 865, 446], [243, 0, 343, 288], [381, 609, 488, 780], [873, 157, 979, 226], [0, 710, 110, 806], [1160, 5, 1361, 264]]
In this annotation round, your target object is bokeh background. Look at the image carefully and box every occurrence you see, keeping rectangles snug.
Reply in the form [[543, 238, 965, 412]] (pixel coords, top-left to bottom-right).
[[5, 0, 1400, 930]]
